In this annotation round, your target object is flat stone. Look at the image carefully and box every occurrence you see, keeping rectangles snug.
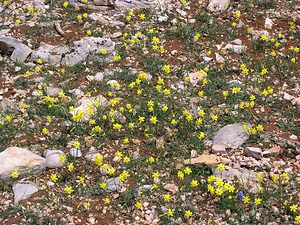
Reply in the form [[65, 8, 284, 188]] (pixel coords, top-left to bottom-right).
[[13, 181, 39, 204], [163, 183, 179, 194], [0, 147, 45, 181], [212, 123, 249, 149], [245, 147, 262, 159], [0, 36, 32, 63], [183, 154, 231, 166]]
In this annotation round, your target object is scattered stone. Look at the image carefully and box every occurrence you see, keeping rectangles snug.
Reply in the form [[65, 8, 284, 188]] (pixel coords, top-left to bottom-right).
[[95, 72, 104, 81], [289, 134, 298, 140], [207, 0, 230, 12], [283, 92, 294, 101], [44, 150, 66, 168], [70, 95, 109, 122], [188, 70, 207, 86], [45, 86, 61, 97], [106, 177, 122, 192], [69, 148, 82, 158], [163, 183, 179, 194], [245, 147, 262, 160], [262, 146, 281, 157], [0, 147, 45, 180], [158, 15, 168, 23], [191, 150, 197, 158], [0, 36, 32, 63], [215, 53, 225, 63], [13, 181, 39, 204], [265, 18, 273, 29], [212, 123, 249, 150]]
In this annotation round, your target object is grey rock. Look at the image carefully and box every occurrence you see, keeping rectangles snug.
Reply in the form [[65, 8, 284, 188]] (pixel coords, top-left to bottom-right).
[[62, 37, 115, 66], [212, 144, 226, 153], [214, 167, 258, 192], [44, 150, 66, 168], [0, 36, 32, 62], [0, 147, 45, 180], [212, 123, 249, 149], [106, 177, 122, 192], [225, 44, 247, 54], [207, 0, 230, 12], [30, 44, 69, 65], [13, 181, 39, 204], [245, 147, 262, 159]]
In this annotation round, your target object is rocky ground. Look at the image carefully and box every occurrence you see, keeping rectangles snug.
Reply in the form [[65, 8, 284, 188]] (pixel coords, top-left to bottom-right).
[[0, 0, 300, 224]]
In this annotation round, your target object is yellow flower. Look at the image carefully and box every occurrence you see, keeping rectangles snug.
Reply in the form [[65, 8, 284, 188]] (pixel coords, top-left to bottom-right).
[[254, 197, 262, 206], [243, 195, 250, 204], [217, 163, 225, 171], [178, 170, 184, 180], [290, 204, 298, 213], [51, 173, 59, 183], [295, 216, 300, 223], [135, 201, 142, 209], [138, 13, 145, 20], [235, 11, 241, 19], [162, 64, 171, 74], [95, 154, 103, 166], [72, 140, 80, 148], [163, 194, 171, 202], [83, 13, 88, 18], [104, 197, 110, 205], [231, 22, 237, 28], [150, 116, 158, 124], [67, 163, 74, 172], [167, 208, 174, 217], [15, 19, 21, 24], [11, 170, 19, 178], [191, 179, 199, 187], [184, 210, 192, 218], [64, 186, 74, 195], [59, 155, 66, 163], [100, 49, 107, 55], [198, 132, 205, 139], [100, 182, 107, 189], [86, 30, 92, 36], [215, 188, 224, 196], [79, 177, 85, 184], [152, 171, 160, 179], [184, 167, 192, 175], [42, 127, 48, 135], [123, 156, 130, 163], [119, 171, 130, 182], [211, 114, 218, 121]]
